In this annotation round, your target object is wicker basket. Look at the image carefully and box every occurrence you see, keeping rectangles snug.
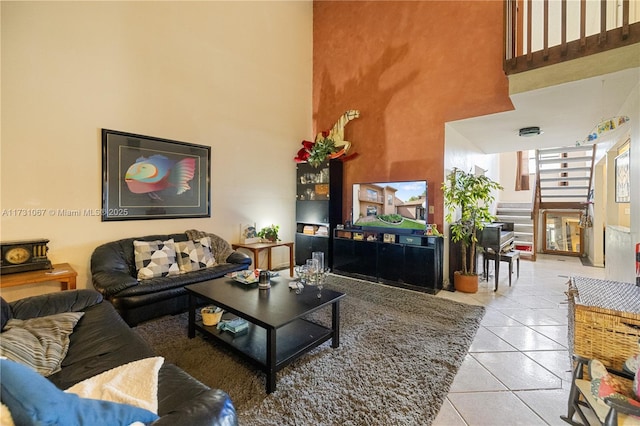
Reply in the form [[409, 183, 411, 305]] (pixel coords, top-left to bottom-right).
[[568, 277, 640, 370], [201, 306, 223, 326]]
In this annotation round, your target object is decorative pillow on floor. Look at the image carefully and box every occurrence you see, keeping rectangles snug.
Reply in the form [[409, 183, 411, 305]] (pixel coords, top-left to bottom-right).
[[175, 237, 216, 273], [0, 358, 158, 426], [0, 312, 84, 376], [133, 239, 180, 280]]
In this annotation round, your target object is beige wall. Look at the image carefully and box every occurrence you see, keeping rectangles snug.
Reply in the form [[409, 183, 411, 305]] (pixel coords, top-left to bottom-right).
[[1, 1, 312, 300], [442, 124, 500, 284]]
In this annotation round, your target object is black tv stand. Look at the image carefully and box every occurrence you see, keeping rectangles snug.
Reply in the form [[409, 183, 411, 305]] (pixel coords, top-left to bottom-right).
[[332, 229, 443, 294]]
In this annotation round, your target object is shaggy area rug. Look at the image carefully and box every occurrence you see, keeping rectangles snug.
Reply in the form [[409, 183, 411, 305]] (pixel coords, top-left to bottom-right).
[[135, 275, 485, 425]]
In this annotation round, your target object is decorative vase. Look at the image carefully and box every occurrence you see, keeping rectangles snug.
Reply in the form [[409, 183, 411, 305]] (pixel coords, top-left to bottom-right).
[[454, 271, 479, 293]]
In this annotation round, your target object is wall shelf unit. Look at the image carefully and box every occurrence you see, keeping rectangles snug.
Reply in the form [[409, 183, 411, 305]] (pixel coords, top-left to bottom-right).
[[295, 160, 343, 267]]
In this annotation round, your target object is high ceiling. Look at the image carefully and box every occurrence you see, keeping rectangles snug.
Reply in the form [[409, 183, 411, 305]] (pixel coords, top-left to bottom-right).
[[447, 66, 639, 154]]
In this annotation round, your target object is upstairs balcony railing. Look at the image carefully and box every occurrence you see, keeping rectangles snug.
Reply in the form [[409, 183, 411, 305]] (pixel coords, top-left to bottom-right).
[[504, 0, 640, 74]]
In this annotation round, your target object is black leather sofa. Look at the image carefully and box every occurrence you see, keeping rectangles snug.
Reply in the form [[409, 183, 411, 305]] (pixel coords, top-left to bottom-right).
[[2, 289, 237, 426], [91, 230, 251, 326]]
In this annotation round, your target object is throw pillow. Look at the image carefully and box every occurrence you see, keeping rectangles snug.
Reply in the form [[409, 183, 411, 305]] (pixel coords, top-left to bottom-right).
[[589, 358, 639, 409], [65, 357, 164, 414], [175, 237, 216, 273], [133, 239, 180, 280], [1, 402, 14, 426], [1, 297, 12, 331], [0, 312, 84, 376], [0, 358, 158, 426]]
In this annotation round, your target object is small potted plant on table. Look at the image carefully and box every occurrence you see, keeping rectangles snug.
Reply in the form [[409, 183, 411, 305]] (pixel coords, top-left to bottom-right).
[[258, 224, 280, 243]]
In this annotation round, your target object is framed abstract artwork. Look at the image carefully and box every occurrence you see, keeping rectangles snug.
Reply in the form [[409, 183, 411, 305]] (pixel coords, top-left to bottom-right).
[[101, 129, 211, 221], [614, 149, 630, 203]]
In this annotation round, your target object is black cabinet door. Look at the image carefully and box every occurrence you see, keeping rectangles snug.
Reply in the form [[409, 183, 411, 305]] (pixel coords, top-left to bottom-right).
[[404, 245, 434, 288], [296, 200, 330, 224], [378, 244, 404, 282], [295, 234, 329, 266], [333, 238, 376, 277]]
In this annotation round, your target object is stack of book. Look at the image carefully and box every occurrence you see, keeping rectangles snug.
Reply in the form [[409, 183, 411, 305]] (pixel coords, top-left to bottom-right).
[[216, 317, 249, 336], [316, 226, 328, 236]]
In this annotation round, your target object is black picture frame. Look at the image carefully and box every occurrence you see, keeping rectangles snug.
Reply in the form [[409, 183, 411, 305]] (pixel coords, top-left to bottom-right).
[[614, 149, 630, 203], [101, 129, 210, 221]]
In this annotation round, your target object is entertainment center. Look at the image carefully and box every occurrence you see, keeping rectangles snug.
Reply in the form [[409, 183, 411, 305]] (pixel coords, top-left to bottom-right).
[[295, 166, 443, 293], [332, 229, 443, 294]]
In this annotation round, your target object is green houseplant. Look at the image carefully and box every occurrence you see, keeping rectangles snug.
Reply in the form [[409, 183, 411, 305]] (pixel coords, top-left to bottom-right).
[[307, 137, 337, 168], [258, 224, 280, 242], [442, 168, 503, 292]]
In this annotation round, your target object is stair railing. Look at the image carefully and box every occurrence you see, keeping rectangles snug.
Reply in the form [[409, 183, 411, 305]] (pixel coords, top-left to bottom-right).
[[530, 174, 539, 261]]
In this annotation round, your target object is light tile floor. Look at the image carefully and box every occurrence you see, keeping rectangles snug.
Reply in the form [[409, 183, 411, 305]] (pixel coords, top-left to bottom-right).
[[433, 253, 606, 426]]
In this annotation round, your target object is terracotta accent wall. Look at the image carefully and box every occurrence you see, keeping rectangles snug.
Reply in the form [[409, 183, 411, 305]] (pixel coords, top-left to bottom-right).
[[313, 1, 514, 228]]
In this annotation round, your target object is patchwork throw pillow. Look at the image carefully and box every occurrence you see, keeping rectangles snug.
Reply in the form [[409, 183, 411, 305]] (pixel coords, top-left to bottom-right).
[[133, 239, 180, 280], [0, 312, 84, 376], [589, 358, 636, 406], [175, 237, 216, 273], [0, 358, 158, 426]]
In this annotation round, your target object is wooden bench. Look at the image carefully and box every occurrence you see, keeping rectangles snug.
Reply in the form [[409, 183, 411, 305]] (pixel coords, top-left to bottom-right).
[[482, 250, 520, 290]]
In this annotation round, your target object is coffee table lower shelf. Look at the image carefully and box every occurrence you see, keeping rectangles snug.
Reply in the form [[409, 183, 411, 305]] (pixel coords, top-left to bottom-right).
[[192, 317, 334, 393]]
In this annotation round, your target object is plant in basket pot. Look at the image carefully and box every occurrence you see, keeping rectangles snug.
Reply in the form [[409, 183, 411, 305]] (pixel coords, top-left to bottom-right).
[[258, 224, 280, 243], [442, 168, 503, 293]]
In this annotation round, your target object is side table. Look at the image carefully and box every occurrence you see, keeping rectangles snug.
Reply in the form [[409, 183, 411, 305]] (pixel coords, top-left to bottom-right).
[[231, 241, 294, 277], [0, 263, 77, 291]]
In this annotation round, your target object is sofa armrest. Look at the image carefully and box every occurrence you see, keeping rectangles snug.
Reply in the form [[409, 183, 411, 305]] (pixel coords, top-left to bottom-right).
[[10, 289, 103, 320], [92, 271, 139, 297], [226, 251, 252, 266], [152, 389, 237, 426]]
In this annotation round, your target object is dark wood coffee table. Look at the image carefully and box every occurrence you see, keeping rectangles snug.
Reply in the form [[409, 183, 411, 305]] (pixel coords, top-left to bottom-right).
[[186, 277, 345, 393]]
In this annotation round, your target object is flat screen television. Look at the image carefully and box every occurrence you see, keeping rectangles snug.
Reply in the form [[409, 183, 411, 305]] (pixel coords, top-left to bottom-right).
[[352, 180, 428, 234]]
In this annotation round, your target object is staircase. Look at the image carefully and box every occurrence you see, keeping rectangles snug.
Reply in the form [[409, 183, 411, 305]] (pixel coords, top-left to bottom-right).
[[536, 145, 595, 209], [495, 202, 535, 260]]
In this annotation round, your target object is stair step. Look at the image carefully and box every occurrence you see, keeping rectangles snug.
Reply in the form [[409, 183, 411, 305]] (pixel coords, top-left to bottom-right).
[[538, 156, 592, 165], [537, 145, 592, 154], [496, 210, 532, 216], [496, 207, 532, 212], [539, 176, 590, 182], [538, 166, 592, 173], [540, 186, 590, 191], [497, 202, 532, 208], [541, 194, 587, 199], [495, 215, 533, 223]]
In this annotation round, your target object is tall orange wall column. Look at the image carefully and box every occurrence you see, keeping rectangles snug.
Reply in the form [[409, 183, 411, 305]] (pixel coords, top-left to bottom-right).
[[313, 0, 514, 228]]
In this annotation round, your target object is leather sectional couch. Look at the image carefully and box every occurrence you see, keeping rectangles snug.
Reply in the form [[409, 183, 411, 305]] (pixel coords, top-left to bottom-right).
[[1, 289, 237, 425], [91, 230, 251, 326]]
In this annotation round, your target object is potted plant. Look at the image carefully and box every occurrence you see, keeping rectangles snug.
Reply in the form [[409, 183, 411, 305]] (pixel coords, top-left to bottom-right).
[[258, 224, 280, 243], [306, 137, 337, 168], [442, 168, 503, 293]]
